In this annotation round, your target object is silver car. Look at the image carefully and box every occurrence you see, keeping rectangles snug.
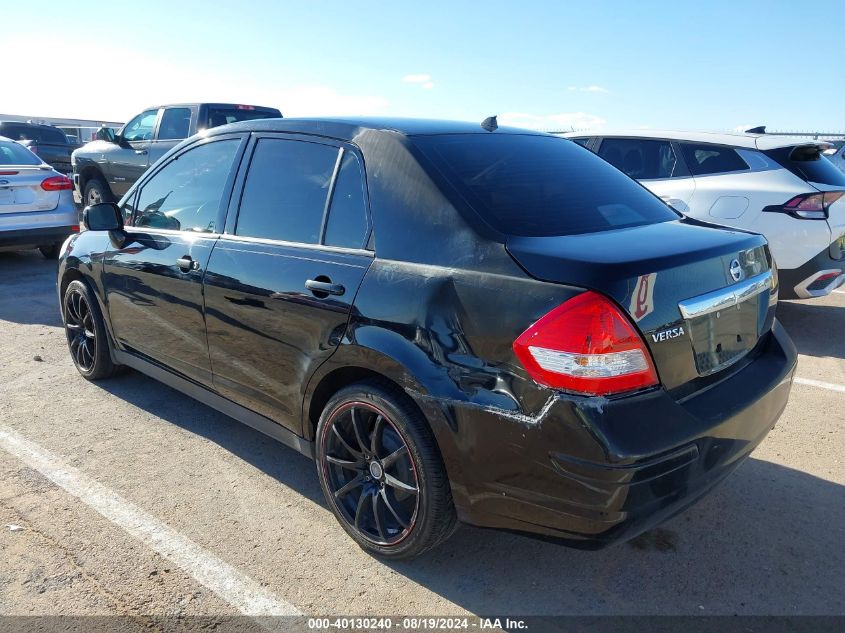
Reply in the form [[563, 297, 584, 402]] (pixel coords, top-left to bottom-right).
[[0, 136, 78, 258]]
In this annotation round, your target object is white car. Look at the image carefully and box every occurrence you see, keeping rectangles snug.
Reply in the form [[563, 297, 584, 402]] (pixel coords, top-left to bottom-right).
[[566, 130, 845, 299]]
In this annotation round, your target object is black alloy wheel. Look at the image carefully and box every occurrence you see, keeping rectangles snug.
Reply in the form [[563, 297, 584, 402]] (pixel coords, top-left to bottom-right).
[[64, 287, 97, 373], [322, 402, 420, 546], [316, 380, 457, 559], [62, 279, 119, 380]]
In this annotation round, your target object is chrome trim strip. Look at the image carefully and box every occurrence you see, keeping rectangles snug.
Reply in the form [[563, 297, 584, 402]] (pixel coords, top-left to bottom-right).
[[678, 270, 773, 319]]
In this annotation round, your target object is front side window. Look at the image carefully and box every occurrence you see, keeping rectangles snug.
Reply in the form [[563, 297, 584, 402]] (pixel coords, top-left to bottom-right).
[[598, 138, 677, 180], [324, 151, 368, 249], [157, 107, 192, 141], [122, 110, 158, 142], [236, 139, 338, 243], [134, 139, 240, 233], [680, 143, 748, 176]]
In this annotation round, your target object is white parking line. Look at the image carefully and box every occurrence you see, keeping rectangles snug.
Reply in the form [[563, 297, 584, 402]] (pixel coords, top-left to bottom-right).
[[0, 424, 301, 617], [794, 377, 845, 394], [834, 290, 845, 295]]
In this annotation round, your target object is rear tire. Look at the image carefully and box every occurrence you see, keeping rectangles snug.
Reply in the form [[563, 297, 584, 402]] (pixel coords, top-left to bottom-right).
[[39, 243, 61, 259], [315, 379, 457, 559], [62, 280, 119, 380], [83, 176, 113, 206]]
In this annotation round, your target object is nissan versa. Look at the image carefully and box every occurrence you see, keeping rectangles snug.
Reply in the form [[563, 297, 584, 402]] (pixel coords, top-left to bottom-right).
[[57, 118, 797, 559]]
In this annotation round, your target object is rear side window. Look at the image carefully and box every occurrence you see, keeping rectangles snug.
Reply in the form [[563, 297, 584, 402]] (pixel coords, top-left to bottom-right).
[[598, 138, 678, 179], [1, 125, 36, 141], [158, 107, 192, 141], [134, 139, 240, 233], [0, 141, 42, 165], [571, 137, 592, 148], [324, 151, 368, 249], [680, 143, 748, 176], [764, 145, 845, 186], [412, 134, 679, 237], [206, 107, 280, 129], [236, 139, 337, 244]]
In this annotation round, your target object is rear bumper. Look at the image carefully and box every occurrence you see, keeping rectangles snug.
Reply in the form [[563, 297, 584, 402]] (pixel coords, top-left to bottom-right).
[[0, 225, 78, 249], [424, 320, 796, 548], [779, 244, 845, 299]]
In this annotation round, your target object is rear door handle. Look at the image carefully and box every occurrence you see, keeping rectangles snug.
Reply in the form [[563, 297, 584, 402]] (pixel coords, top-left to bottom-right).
[[305, 279, 345, 296], [176, 256, 198, 272], [135, 149, 148, 155]]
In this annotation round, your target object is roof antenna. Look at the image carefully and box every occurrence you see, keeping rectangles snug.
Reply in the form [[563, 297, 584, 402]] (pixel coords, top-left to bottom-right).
[[481, 115, 498, 132], [745, 125, 766, 134]]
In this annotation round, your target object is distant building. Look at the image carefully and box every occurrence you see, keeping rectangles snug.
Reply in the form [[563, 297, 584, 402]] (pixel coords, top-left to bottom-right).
[[0, 113, 124, 144]]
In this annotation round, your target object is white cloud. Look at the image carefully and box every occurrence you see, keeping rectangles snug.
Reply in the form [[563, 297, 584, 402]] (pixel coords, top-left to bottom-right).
[[422, 82, 435, 90], [568, 85, 610, 93], [402, 74, 432, 84], [0, 35, 388, 122], [498, 111, 607, 131]]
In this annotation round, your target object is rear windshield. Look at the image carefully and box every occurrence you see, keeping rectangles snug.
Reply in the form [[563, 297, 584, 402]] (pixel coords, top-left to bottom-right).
[[0, 141, 42, 166], [765, 145, 845, 187], [206, 106, 281, 129], [412, 134, 679, 237]]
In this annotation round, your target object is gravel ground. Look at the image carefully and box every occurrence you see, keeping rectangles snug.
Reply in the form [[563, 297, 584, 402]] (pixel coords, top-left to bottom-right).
[[0, 249, 843, 618]]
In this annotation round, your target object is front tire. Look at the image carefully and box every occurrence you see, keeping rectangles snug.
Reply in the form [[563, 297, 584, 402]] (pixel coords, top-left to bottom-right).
[[316, 380, 457, 559], [62, 280, 118, 380], [83, 176, 113, 206]]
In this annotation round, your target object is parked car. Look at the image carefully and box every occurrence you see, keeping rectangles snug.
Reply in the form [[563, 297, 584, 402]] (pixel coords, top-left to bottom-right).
[[0, 136, 77, 258], [58, 118, 796, 559], [71, 103, 282, 207], [0, 121, 80, 176], [567, 130, 845, 299]]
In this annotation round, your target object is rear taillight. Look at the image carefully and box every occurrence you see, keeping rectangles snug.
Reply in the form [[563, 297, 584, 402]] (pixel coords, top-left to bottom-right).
[[764, 191, 845, 219], [513, 291, 659, 396], [41, 175, 73, 191]]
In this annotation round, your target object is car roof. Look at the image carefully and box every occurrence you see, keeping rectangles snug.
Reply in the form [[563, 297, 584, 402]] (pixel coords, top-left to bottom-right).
[[204, 117, 549, 140], [563, 128, 828, 151], [140, 103, 281, 111], [0, 121, 60, 130]]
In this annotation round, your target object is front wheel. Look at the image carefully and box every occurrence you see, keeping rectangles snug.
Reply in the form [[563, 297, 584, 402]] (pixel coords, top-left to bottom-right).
[[315, 380, 457, 559], [62, 279, 119, 380], [83, 176, 113, 206]]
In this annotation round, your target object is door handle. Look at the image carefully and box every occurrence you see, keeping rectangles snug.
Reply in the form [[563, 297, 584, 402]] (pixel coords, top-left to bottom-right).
[[305, 278, 345, 296], [135, 149, 148, 155], [176, 256, 198, 272]]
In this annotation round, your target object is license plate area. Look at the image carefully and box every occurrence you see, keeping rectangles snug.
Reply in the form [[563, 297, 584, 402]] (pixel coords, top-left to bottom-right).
[[678, 270, 773, 377], [687, 297, 760, 375]]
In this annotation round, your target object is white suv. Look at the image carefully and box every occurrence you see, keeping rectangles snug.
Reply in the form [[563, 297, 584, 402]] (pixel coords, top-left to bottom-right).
[[567, 130, 845, 299]]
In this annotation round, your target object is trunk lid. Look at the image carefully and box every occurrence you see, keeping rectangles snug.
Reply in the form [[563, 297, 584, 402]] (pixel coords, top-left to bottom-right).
[[506, 219, 776, 394], [0, 167, 61, 214]]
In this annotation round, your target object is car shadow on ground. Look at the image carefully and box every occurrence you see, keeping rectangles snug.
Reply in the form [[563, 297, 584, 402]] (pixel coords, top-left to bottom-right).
[[777, 299, 845, 360], [95, 370, 845, 615], [0, 251, 63, 327]]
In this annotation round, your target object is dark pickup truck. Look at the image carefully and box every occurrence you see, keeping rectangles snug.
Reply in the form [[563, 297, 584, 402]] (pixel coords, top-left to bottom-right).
[[72, 102, 282, 206], [0, 121, 79, 175]]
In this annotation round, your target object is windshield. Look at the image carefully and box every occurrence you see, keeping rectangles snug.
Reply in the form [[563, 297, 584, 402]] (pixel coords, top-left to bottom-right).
[[412, 134, 679, 237], [0, 141, 43, 166]]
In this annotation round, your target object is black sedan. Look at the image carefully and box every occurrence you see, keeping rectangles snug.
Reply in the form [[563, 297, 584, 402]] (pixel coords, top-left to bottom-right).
[[57, 117, 796, 559]]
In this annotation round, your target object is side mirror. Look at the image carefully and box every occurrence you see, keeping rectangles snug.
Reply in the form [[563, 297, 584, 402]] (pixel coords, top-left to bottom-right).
[[95, 127, 117, 143], [82, 202, 123, 232]]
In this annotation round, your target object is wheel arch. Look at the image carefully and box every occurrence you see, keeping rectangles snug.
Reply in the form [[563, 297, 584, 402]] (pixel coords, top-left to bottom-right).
[[302, 337, 470, 510], [77, 164, 111, 198]]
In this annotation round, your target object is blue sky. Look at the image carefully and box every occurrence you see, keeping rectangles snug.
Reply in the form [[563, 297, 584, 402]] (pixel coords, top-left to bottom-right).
[[3, 1, 843, 131]]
